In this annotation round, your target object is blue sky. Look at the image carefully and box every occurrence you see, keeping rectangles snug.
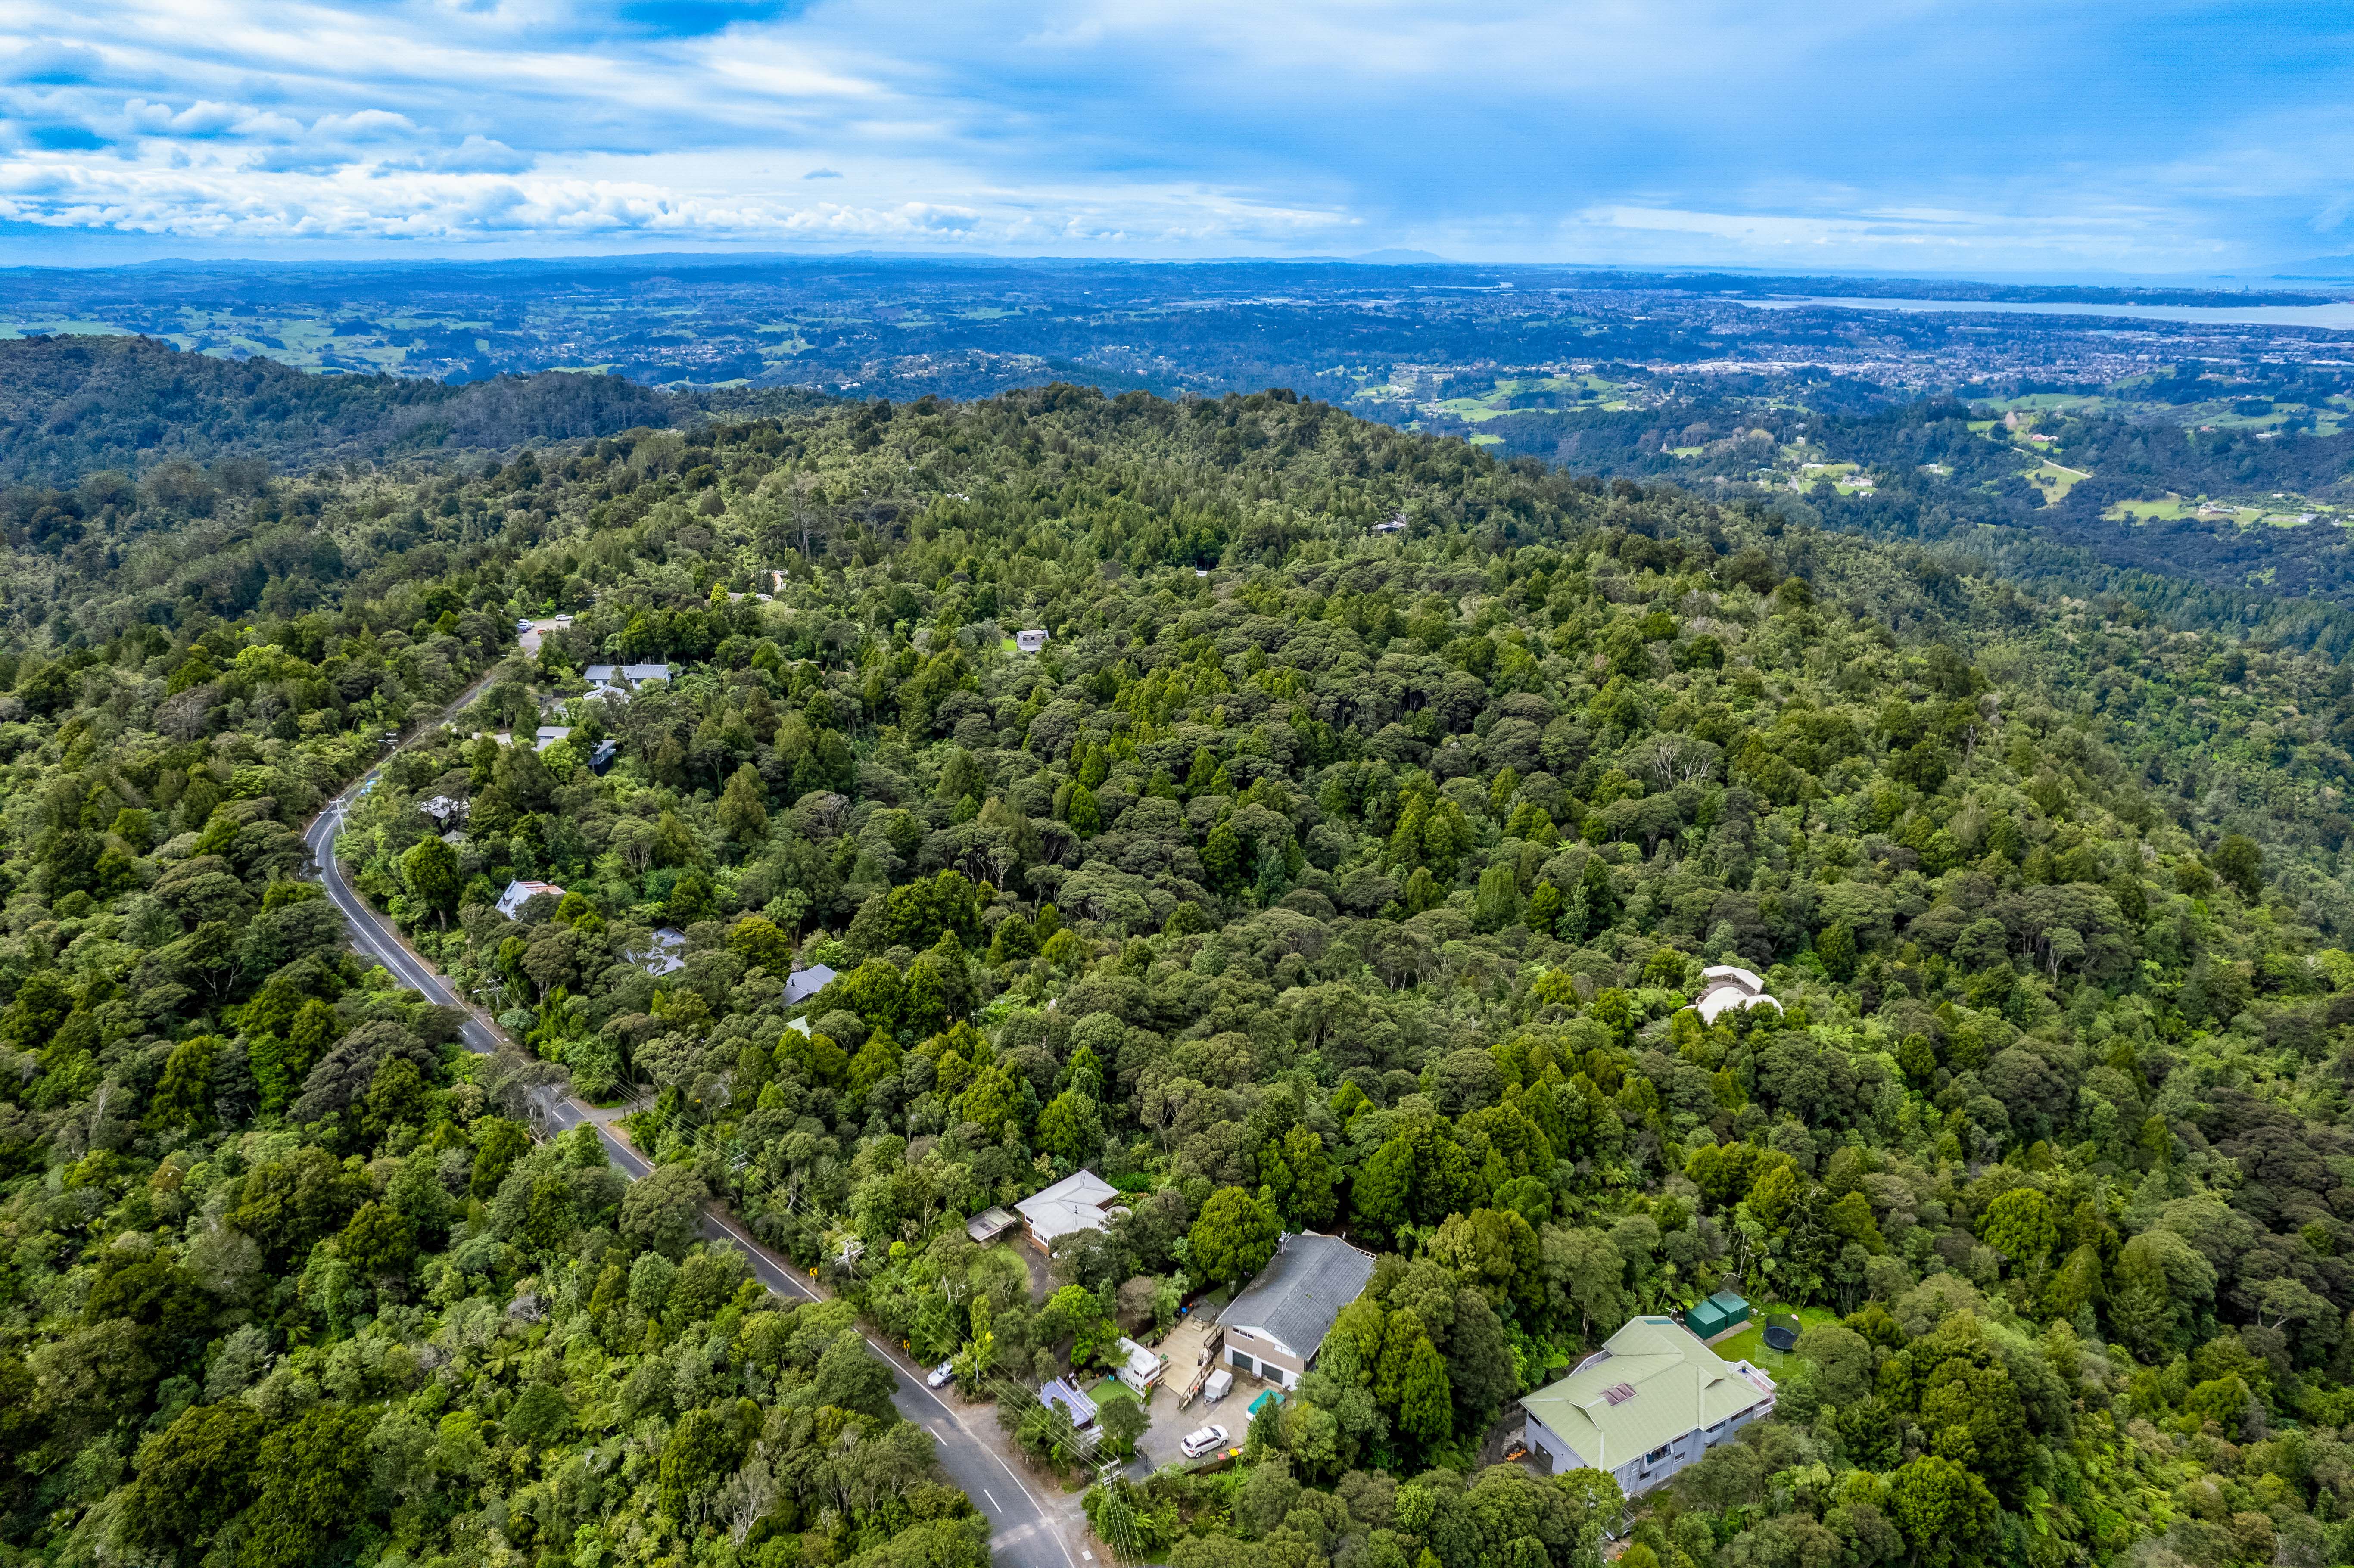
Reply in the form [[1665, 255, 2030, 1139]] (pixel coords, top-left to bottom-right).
[[3, 1, 2351, 274]]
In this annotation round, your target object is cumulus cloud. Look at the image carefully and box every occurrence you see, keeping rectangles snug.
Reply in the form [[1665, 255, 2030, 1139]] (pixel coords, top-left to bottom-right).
[[0, 0, 2347, 265]]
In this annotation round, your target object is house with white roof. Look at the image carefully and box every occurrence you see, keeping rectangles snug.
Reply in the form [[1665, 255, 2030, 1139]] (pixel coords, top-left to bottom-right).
[[1520, 1315, 1775, 1496], [1113, 1337, 1168, 1394], [1015, 1169, 1126, 1251], [1015, 629, 1049, 653], [495, 879, 566, 920], [1689, 964, 1783, 1025]]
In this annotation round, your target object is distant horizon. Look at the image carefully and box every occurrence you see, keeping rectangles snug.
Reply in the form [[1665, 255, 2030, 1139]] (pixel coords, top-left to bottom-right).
[[4, 245, 2354, 294]]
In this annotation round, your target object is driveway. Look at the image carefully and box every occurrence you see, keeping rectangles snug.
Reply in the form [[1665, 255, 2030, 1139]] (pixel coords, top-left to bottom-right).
[[1131, 1314, 1261, 1471]]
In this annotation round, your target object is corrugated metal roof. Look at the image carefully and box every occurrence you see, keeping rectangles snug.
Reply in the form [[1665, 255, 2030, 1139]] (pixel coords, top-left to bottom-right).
[[1521, 1316, 1774, 1469], [1222, 1232, 1376, 1361]]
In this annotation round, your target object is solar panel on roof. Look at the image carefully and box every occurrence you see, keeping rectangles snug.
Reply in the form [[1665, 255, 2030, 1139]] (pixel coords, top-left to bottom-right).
[[1602, 1382, 1637, 1405]]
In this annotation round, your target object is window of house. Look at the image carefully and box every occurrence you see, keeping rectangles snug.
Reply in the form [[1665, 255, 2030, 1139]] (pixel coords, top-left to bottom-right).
[[1645, 1445, 1673, 1465]]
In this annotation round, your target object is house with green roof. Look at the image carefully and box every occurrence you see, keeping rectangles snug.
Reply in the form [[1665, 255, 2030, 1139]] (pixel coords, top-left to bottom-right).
[[1519, 1315, 1776, 1496]]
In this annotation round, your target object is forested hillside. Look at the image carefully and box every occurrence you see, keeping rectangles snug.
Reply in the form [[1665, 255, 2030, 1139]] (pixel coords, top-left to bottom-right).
[[0, 334, 673, 488], [7, 369, 2354, 1568], [1468, 382, 2354, 616]]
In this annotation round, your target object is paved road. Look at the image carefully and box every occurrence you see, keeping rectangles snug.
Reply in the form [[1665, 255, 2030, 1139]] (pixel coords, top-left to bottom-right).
[[299, 701, 1080, 1568]]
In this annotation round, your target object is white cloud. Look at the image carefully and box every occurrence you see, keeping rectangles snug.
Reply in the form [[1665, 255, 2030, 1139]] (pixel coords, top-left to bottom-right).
[[0, 0, 2347, 265]]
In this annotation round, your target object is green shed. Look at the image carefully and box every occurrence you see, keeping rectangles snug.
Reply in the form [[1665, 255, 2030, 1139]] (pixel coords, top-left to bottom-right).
[[1686, 1290, 1751, 1339]]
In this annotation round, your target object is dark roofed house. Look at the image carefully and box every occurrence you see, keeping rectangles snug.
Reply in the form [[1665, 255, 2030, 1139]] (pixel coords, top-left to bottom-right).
[[785, 963, 837, 1006], [1220, 1232, 1376, 1391], [1038, 1376, 1097, 1430]]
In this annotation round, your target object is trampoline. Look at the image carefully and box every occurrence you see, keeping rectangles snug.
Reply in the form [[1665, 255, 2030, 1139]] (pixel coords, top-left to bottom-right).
[[1761, 1321, 1800, 1352]]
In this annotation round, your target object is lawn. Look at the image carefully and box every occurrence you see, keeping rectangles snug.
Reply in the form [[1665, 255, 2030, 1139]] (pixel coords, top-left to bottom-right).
[[1710, 1305, 1840, 1376], [1087, 1375, 1142, 1409], [2027, 461, 2090, 505], [2105, 495, 2195, 522]]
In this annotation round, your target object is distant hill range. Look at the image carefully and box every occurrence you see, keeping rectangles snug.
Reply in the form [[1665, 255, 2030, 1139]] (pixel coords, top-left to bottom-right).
[[0, 335, 676, 486]]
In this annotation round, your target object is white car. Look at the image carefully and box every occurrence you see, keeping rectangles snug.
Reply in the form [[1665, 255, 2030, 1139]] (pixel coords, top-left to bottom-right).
[[517, 618, 534, 631], [927, 1360, 955, 1389], [1180, 1425, 1228, 1459]]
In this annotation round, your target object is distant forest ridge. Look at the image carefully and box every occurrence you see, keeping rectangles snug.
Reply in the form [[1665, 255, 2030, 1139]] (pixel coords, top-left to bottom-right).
[[0, 335, 678, 486]]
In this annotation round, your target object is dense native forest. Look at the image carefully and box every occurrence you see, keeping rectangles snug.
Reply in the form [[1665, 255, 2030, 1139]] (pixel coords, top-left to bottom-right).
[[7, 345, 2354, 1568]]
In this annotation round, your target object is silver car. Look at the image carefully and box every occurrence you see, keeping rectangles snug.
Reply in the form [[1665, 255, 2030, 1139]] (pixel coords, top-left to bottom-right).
[[926, 1360, 955, 1389]]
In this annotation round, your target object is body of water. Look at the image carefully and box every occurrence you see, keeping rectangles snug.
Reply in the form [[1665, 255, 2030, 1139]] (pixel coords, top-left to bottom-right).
[[1734, 296, 2354, 331]]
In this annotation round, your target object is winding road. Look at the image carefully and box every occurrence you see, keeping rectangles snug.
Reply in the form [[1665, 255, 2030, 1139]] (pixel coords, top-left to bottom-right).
[[300, 689, 1083, 1568]]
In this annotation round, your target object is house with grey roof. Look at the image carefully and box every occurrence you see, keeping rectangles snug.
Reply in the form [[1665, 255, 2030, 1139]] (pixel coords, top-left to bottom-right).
[[1519, 1315, 1776, 1496], [1038, 1376, 1097, 1430], [784, 963, 838, 1006], [1219, 1232, 1376, 1391]]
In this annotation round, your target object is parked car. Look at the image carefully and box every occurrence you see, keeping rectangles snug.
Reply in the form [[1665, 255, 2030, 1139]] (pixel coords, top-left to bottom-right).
[[1180, 1425, 1228, 1459], [927, 1361, 955, 1389], [517, 618, 534, 631]]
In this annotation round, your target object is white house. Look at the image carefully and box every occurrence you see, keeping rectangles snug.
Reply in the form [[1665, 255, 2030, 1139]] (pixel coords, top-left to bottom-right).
[[1015, 1169, 1126, 1250], [1015, 629, 1050, 653], [496, 879, 566, 920], [1689, 964, 1783, 1025], [1114, 1337, 1168, 1394]]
